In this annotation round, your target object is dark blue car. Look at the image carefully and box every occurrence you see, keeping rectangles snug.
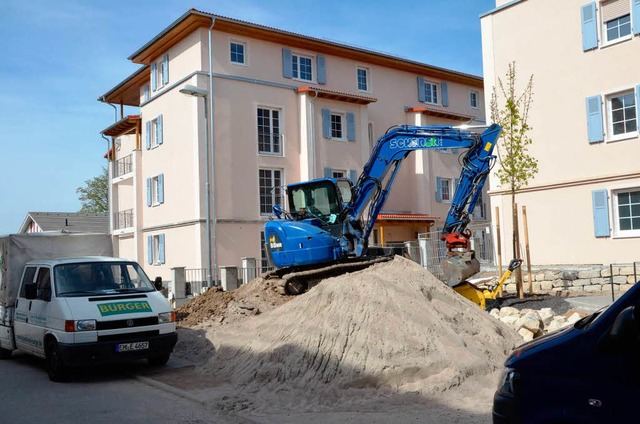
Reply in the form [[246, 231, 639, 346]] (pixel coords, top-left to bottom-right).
[[493, 282, 640, 423]]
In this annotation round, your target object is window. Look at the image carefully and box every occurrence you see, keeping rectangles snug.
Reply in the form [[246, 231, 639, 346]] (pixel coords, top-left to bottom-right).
[[147, 115, 163, 149], [148, 234, 165, 265], [368, 122, 375, 151], [143, 84, 150, 102], [424, 82, 439, 105], [470, 91, 479, 109], [608, 91, 637, 137], [151, 54, 169, 91], [147, 174, 164, 206], [36, 267, 51, 301], [614, 189, 640, 236], [292, 54, 313, 81], [332, 170, 345, 178], [357, 67, 369, 92], [331, 113, 344, 140], [260, 231, 270, 272], [475, 194, 486, 220], [257, 107, 282, 155], [230, 41, 246, 65], [606, 14, 631, 42], [19, 267, 37, 297], [436, 177, 451, 202], [259, 169, 283, 215]]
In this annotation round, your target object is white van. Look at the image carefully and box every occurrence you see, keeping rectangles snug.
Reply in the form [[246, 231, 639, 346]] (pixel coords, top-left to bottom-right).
[[2, 256, 177, 381]]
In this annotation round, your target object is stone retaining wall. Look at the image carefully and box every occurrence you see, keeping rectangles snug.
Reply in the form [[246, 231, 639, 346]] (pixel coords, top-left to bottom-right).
[[497, 265, 639, 295]]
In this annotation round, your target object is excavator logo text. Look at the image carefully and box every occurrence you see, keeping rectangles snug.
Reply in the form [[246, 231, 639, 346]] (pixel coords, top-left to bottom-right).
[[269, 235, 283, 249], [389, 137, 441, 149]]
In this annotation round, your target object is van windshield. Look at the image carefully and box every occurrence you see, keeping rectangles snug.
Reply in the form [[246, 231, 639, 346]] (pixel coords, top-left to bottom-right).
[[53, 262, 155, 296]]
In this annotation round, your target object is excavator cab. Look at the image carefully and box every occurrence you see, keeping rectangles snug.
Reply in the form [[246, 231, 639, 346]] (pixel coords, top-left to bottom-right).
[[287, 179, 352, 237]]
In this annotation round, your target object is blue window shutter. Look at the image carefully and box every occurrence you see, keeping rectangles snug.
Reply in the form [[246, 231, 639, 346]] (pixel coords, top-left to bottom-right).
[[349, 169, 358, 184], [151, 62, 157, 91], [435, 177, 443, 202], [282, 48, 293, 78], [159, 234, 166, 264], [324, 167, 333, 178], [146, 177, 152, 206], [322, 109, 331, 138], [145, 121, 151, 150], [147, 236, 153, 264], [417, 77, 426, 102], [346, 112, 356, 142], [157, 114, 163, 145], [586, 95, 604, 143], [634, 0, 640, 34], [636, 86, 640, 123], [143, 85, 149, 102], [592, 190, 610, 237], [162, 54, 169, 85], [317, 55, 326, 84], [158, 173, 164, 204], [581, 2, 598, 51], [441, 82, 449, 107]]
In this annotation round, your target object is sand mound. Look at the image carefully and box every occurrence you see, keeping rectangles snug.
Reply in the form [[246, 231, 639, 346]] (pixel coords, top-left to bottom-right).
[[175, 275, 291, 327], [177, 256, 520, 412]]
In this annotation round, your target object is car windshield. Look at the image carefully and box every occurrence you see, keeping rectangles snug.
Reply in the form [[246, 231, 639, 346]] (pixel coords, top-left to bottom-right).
[[53, 262, 155, 296]]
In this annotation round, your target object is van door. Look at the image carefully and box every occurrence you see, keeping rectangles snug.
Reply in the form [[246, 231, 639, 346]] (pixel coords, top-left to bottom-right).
[[14, 266, 38, 354], [28, 266, 53, 356]]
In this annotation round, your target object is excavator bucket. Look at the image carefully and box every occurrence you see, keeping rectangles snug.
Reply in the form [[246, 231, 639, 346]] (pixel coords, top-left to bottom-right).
[[441, 254, 480, 287]]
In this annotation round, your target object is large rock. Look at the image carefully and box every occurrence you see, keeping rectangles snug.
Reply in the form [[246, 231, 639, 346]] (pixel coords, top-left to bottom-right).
[[538, 308, 555, 327], [518, 328, 535, 342], [515, 314, 541, 333], [499, 306, 520, 318]]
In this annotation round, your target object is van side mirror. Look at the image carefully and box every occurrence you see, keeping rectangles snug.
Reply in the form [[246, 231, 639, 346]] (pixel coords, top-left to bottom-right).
[[610, 306, 638, 345], [154, 276, 163, 291], [24, 283, 37, 300]]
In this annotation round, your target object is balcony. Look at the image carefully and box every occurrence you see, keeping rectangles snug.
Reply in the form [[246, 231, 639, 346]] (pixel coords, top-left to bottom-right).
[[114, 209, 134, 232], [113, 154, 133, 182]]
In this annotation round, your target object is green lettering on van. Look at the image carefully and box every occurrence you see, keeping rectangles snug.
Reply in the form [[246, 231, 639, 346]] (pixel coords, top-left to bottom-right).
[[97, 301, 152, 316]]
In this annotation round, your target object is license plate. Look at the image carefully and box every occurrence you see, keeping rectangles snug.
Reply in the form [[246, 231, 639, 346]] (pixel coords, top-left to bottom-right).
[[116, 341, 149, 352]]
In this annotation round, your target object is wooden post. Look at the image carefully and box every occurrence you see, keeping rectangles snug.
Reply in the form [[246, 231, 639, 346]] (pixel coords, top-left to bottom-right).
[[523, 206, 533, 295], [495, 206, 503, 296], [513, 202, 523, 299]]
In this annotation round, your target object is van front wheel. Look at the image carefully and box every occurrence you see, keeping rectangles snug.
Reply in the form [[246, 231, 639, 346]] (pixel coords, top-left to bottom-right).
[[45, 340, 67, 382]]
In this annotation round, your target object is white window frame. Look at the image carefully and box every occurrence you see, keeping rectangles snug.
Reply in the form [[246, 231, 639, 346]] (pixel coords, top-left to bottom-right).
[[151, 175, 161, 206], [259, 168, 284, 217], [150, 116, 162, 148], [292, 53, 314, 82], [154, 59, 166, 90], [152, 234, 162, 265], [331, 112, 345, 141], [257, 106, 283, 156], [440, 178, 452, 202], [606, 89, 638, 142], [356, 66, 370, 92], [601, 4, 632, 47], [230, 40, 247, 66], [612, 188, 640, 238], [424, 81, 439, 105], [470, 90, 479, 109]]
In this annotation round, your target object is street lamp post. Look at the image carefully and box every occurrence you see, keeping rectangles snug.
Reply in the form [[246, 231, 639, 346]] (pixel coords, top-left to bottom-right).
[[180, 84, 215, 287]]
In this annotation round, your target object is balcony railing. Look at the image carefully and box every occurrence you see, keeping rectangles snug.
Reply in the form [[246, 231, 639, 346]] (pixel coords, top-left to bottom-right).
[[114, 209, 134, 230], [114, 154, 133, 178]]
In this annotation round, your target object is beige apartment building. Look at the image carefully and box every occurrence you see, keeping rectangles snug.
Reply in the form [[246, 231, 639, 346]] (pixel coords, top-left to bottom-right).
[[482, 0, 640, 266], [99, 9, 489, 283]]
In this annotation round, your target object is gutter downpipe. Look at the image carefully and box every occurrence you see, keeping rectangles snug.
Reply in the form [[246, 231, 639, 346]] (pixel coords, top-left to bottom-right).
[[209, 18, 218, 286]]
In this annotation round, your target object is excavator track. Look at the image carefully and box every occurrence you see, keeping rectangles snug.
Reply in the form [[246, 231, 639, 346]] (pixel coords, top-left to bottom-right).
[[264, 255, 394, 295]]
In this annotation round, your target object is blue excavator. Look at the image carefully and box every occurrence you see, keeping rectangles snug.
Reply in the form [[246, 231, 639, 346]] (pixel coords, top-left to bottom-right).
[[264, 123, 502, 298]]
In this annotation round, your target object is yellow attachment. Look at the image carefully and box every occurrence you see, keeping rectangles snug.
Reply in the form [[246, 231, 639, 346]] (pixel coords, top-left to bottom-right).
[[453, 282, 486, 310]]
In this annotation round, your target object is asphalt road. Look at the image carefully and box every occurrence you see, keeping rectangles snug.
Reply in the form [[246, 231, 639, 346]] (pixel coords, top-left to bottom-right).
[[0, 351, 253, 424]]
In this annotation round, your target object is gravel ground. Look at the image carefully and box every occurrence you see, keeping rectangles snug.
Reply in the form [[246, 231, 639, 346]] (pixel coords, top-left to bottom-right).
[[493, 294, 573, 315]]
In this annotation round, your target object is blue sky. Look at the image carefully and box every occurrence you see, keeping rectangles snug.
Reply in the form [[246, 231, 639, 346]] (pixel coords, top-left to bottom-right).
[[0, 0, 496, 235]]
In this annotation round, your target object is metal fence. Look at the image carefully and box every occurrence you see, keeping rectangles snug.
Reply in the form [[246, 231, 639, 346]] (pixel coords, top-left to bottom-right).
[[184, 265, 274, 296], [115, 154, 133, 178]]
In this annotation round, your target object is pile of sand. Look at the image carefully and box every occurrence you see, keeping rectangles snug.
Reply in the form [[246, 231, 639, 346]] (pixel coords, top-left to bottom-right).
[[175, 256, 520, 413]]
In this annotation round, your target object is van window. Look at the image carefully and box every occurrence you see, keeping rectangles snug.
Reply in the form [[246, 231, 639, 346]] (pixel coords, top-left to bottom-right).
[[36, 267, 51, 301], [18, 267, 37, 298]]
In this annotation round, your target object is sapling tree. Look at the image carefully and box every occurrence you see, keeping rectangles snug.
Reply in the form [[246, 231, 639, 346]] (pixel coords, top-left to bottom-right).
[[490, 62, 538, 298], [77, 167, 108, 214]]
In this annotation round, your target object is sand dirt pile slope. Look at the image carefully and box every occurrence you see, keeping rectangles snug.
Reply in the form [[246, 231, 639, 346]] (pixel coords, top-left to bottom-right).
[[179, 257, 520, 411]]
